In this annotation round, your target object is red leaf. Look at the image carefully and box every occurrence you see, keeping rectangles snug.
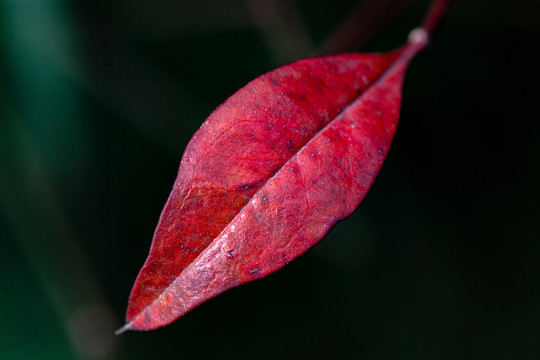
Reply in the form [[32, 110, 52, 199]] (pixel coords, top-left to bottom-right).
[[119, 32, 428, 332]]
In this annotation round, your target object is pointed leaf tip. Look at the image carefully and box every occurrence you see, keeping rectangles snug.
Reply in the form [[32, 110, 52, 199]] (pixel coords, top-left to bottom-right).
[[114, 323, 132, 335]]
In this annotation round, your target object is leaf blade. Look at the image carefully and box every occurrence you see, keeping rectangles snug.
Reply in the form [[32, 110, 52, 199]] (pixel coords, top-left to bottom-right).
[[122, 39, 425, 331]]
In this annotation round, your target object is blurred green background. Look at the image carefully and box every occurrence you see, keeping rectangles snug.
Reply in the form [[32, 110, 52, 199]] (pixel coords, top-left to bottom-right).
[[1, 0, 539, 359]]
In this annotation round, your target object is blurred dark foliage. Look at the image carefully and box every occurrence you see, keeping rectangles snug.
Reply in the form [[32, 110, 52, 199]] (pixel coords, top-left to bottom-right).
[[1, 0, 539, 359]]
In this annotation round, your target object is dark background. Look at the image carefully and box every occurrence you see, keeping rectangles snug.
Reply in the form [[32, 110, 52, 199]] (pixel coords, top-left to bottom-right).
[[1, 0, 539, 359]]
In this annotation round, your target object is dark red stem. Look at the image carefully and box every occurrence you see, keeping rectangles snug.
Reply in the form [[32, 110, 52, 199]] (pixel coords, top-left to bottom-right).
[[318, 0, 415, 55], [420, 0, 452, 38]]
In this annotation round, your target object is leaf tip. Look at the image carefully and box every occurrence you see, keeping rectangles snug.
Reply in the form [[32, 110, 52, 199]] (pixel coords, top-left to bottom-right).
[[114, 322, 132, 335]]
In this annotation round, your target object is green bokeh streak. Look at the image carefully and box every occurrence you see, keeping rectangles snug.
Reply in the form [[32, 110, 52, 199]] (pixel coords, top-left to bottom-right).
[[0, 1, 120, 359]]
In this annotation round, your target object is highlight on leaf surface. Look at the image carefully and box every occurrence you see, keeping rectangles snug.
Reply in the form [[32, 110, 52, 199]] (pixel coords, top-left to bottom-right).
[[117, 28, 431, 333]]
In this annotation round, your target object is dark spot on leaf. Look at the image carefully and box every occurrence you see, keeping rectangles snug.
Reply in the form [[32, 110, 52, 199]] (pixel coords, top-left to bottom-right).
[[287, 140, 294, 151]]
